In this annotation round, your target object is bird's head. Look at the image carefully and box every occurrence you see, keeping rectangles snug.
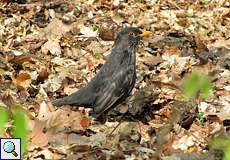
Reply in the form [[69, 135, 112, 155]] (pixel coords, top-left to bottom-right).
[[114, 27, 151, 48]]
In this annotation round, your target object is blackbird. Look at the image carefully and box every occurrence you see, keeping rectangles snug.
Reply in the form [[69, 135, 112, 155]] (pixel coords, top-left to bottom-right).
[[52, 27, 151, 118]]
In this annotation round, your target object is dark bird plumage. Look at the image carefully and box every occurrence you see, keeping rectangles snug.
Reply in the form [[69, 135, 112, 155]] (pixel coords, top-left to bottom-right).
[[52, 27, 149, 118]]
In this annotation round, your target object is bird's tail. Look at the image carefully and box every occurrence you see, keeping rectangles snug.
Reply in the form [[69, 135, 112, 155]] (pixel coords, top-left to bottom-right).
[[51, 87, 93, 107], [52, 95, 77, 106]]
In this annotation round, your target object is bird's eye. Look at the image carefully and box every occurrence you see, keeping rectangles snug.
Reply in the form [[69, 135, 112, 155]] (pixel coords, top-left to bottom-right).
[[129, 32, 136, 37]]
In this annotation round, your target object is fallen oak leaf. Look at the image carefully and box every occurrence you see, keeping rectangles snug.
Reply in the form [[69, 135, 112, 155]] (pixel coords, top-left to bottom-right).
[[29, 120, 55, 147]]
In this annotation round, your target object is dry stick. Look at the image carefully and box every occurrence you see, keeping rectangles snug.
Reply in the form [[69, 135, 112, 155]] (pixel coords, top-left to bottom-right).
[[108, 117, 124, 136]]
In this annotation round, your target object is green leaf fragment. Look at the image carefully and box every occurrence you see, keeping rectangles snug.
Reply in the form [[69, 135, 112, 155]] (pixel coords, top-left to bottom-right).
[[94, 53, 103, 59], [92, 24, 98, 31], [12, 108, 28, 154], [183, 72, 213, 99], [212, 137, 230, 160], [197, 112, 205, 123], [0, 106, 9, 134], [186, 9, 194, 17], [75, 5, 82, 12]]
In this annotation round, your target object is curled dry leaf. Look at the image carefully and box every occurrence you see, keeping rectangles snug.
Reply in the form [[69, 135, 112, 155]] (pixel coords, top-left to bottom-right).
[[37, 101, 55, 121], [99, 27, 116, 41]]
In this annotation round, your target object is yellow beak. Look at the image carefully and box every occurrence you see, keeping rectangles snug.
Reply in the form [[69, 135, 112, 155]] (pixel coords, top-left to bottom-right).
[[140, 31, 152, 37]]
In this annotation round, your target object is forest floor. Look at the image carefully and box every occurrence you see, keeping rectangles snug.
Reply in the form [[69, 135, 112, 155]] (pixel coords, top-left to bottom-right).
[[0, 0, 230, 159]]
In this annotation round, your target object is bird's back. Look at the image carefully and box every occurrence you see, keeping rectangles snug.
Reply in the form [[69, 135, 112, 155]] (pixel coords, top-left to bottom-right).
[[88, 45, 137, 117]]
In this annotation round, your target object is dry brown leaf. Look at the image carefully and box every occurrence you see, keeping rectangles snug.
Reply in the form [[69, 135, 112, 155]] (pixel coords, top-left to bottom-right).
[[86, 55, 104, 71], [209, 39, 230, 49], [8, 55, 33, 65], [39, 105, 88, 131], [29, 120, 55, 147], [42, 18, 72, 39], [12, 72, 32, 89], [41, 38, 62, 55], [138, 123, 151, 144], [86, 56, 94, 71], [80, 116, 90, 129], [162, 46, 182, 56], [37, 68, 49, 82], [216, 90, 230, 96], [142, 53, 163, 66], [51, 132, 90, 146], [99, 27, 115, 41], [63, 84, 80, 95], [86, 41, 107, 55], [61, 110, 85, 131], [46, 109, 72, 129]]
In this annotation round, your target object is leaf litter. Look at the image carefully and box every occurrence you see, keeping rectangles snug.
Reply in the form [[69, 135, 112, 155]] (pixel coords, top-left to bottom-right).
[[0, 0, 230, 159]]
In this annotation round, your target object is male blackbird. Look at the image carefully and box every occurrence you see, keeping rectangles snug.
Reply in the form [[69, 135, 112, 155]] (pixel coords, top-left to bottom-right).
[[52, 27, 151, 118]]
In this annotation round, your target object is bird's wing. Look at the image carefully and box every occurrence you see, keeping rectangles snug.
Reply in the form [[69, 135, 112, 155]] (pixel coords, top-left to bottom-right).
[[92, 65, 135, 118]]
